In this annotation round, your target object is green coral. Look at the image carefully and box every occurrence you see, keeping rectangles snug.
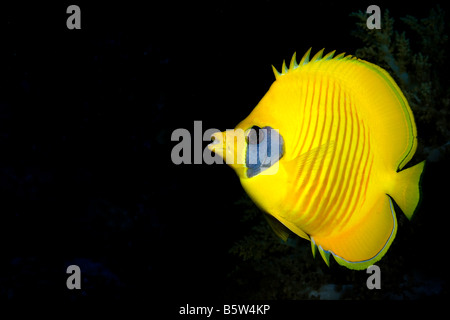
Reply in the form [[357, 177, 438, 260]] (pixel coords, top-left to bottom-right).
[[351, 6, 450, 156]]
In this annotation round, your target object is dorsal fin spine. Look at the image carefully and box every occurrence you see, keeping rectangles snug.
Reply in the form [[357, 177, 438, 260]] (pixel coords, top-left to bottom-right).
[[272, 65, 281, 79], [298, 47, 312, 66], [311, 48, 325, 62], [323, 50, 336, 61], [334, 52, 346, 60], [289, 52, 297, 70], [282, 59, 288, 74], [272, 49, 352, 80]]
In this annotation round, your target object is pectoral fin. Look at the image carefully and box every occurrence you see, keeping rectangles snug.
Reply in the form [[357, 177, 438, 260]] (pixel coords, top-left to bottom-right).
[[264, 214, 291, 242]]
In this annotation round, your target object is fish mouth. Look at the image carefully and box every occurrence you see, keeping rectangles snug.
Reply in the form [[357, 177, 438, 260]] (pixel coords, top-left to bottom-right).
[[207, 132, 226, 159], [208, 134, 221, 146], [207, 130, 247, 178]]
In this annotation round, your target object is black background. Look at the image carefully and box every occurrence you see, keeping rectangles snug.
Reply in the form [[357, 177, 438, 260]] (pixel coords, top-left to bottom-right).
[[1, 0, 449, 308]]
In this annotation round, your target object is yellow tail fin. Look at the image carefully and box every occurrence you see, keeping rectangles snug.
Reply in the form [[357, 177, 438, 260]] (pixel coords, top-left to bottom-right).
[[390, 161, 425, 220]]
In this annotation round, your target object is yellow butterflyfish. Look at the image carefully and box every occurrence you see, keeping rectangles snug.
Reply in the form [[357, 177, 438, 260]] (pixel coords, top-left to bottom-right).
[[208, 48, 425, 270]]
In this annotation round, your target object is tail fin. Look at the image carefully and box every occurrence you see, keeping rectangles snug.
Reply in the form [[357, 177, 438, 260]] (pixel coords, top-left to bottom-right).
[[390, 161, 425, 220]]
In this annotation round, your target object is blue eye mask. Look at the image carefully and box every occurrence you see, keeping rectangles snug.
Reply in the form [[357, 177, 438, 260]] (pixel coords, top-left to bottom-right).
[[246, 126, 284, 178]]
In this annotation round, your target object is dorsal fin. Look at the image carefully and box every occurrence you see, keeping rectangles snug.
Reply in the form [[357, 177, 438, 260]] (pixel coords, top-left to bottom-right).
[[334, 52, 346, 60], [281, 59, 288, 74], [272, 48, 352, 80], [323, 50, 336, 61], [289, 52, 298, 70], [271, 65, 281, 79], [310, 48, 325, 62], [298, 47, 312, 66]]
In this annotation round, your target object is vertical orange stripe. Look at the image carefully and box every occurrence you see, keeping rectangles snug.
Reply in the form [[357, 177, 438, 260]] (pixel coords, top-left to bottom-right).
[[325, 91, 355, 228], [320, 85, 343, 218], [344, 118, 368, 225], [338, 120, 373, 230], [303, 78, 337, 226], [331, 97, 363, 230], [313, 80, 337, 216], [292, 79, 311, 157], [319, 89, 349, 228], [292, 77, 324, 218], [304, 83, 348, 231], [287, 77, 315, 214], [298, 77, 316, 154]]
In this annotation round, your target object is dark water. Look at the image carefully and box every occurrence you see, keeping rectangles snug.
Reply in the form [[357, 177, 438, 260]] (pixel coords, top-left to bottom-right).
[[1, 0, 449, 308]]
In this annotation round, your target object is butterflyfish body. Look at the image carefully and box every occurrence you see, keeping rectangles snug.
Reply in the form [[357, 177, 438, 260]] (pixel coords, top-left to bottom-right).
[[208, 48, 425, 270]]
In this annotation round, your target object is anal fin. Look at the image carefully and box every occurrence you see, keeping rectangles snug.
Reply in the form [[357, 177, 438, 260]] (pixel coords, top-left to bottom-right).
[[318, 245, 331, 267], [312, 195, 397, 270], [311, 237, 317, 258]]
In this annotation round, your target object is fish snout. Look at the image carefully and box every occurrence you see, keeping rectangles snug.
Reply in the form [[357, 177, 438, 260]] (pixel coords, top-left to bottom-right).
[[208, 131, 226, 159], [209, 132, 223, 146]]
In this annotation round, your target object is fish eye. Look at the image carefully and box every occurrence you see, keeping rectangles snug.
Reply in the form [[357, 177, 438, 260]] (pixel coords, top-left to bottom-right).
[[246, 126, 265, 145]]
